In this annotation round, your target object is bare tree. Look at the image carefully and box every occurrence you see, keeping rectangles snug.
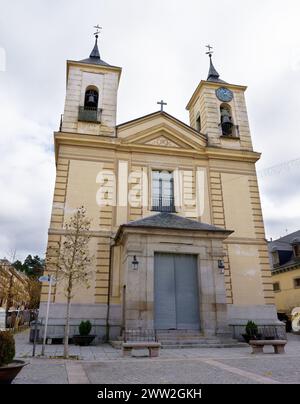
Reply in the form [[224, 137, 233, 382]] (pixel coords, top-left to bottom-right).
[[26, 278, 41, 309], [47, 207, 93, 358]]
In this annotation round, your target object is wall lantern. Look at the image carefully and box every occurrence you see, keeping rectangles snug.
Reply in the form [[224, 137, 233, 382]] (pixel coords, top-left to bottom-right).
[[218, 260, 225, 274], [132, 255, 139, 271]]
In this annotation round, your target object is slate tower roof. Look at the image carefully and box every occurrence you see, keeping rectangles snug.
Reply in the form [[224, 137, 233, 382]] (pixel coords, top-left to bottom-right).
[[207, 54, 227, 83], [79, 34, 111, 67]]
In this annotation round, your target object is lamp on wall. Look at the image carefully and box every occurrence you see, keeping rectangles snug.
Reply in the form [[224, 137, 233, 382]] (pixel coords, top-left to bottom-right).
[[218, 260, 225, 274], [132, 256, 139, 271]]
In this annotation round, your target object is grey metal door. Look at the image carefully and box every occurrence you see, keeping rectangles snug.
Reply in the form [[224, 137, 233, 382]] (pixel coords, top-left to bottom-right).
[[154, 253, 200, 330], [154, 253, 177, 329], [174, 254, 200, 329]]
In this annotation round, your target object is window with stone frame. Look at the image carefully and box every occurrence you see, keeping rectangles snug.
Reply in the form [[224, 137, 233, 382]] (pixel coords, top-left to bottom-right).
[[294, 278, 300, 289], [272, 250, 280, 267], [151, 170, 175, 213], [293, 244, 300, 258], [273, 282, 280, 292]]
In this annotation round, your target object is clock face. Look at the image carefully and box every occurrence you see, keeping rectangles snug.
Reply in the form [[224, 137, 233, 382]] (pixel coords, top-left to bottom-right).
[[216, 87, 233, 102]]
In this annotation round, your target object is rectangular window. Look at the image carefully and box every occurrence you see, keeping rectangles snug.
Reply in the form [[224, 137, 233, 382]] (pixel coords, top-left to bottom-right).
[[293, 245, 300, 258], [152, 170, 175, 213], [272, 251, 279, 267], [273, 282, 280, 292], [294, 278, 300, 289], [195, 115, 201, 132]]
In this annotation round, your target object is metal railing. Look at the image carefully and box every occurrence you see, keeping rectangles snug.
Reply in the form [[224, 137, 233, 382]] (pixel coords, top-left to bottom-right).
[[123, 329, 157, 342], [152, 196, 176, 213], [230, 324, 287, 342], [78, 106, 102, 123]]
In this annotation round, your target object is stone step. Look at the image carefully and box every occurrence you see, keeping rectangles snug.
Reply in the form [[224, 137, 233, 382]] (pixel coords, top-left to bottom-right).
[[161, 343, 247, 349], [156, 330, 203, 335], [156, 335, 206, 341], [110, 339, 247, 349], [160, 339, 223, 345]]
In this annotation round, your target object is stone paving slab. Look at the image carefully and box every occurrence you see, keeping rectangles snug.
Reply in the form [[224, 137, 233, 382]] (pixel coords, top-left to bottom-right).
[[13, 360, 68, 384], [216, 356, 300, 384], [83, 359, 258, 384], [12, 330, 300, 384]]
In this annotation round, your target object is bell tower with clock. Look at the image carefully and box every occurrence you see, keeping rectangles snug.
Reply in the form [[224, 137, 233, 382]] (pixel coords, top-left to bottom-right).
[[186, 48, 253, 152]]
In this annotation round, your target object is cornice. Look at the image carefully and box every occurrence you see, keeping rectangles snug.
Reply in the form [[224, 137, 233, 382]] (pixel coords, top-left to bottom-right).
[[54, 131, 261, 164]]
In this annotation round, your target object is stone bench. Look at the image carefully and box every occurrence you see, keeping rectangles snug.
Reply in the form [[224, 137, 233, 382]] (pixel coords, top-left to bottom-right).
[[249, 340, 287, 354], [122, 342, 161, 358]]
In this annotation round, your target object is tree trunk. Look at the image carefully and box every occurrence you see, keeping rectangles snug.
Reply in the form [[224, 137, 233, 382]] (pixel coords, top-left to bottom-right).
[[5, 275, 13, 328], [64, 295, 71, 358]]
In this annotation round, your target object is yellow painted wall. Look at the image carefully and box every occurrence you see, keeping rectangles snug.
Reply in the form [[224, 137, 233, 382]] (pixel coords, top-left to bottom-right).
[[272, 268, 300, 313], [221, 173, 255, 238], [227, 244, 264, 305]]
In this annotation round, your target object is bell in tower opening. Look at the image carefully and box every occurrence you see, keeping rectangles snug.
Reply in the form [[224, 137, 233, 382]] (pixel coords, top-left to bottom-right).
[[84, 88, 99, 110], [220, 104, 234, 136]]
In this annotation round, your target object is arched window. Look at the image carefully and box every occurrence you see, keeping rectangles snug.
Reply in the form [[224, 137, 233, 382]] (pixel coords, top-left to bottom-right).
[[220, 103, 234, 136], [84, 87, 99, 110]]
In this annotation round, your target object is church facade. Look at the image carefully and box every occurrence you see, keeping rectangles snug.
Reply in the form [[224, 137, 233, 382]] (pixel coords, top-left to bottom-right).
[[40, 36, 281, 342]]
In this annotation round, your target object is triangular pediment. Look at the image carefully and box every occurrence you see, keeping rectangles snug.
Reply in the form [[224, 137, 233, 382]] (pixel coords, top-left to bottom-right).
[[145, 134, 180, 148], [117, 112, 207, 150]]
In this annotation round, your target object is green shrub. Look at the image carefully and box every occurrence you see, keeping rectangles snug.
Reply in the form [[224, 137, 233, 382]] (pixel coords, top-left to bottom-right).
[[245, 320, 258, 337], [0, 331, 15, 366], [79, 320, 92, 336]]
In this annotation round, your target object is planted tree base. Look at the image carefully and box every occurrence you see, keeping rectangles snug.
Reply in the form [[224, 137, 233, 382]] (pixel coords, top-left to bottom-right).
[[73, 335, 96, 346], [0, 360, 28, 384]]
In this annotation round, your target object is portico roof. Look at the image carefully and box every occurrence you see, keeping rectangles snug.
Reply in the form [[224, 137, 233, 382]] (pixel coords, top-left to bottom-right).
[[115, 213, 233, 242]]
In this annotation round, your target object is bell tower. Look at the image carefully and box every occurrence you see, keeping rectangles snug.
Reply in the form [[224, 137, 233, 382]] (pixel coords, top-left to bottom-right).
[[61, 27, 122, 137], [186, 46, 253, 151]]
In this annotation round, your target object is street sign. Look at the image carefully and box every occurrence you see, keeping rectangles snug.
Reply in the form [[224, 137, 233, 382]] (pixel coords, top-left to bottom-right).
[[0, 308, 6, 330], [39, 275, 50, 282], [39, 275, 56, 283]]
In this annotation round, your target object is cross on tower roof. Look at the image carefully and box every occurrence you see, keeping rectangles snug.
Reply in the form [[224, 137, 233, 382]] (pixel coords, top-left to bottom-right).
[[157, 99, 167, 112], [94, 24, 102, 38], [206, 44, 213, 57]]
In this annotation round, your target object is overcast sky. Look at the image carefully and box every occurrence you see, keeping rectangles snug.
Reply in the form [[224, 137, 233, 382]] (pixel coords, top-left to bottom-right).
[[0, 0, 300, 261]]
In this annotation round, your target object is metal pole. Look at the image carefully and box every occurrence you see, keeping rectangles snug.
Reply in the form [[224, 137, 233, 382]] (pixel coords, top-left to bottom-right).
[[32, 310, 39, 357], [41, 275, 52, 356]]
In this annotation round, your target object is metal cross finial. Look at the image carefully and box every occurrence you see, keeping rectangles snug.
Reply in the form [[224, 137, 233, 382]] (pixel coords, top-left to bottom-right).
[[206, 44, 213, 57], [94, 24, 102, 38], [157, 99, 167, 112]]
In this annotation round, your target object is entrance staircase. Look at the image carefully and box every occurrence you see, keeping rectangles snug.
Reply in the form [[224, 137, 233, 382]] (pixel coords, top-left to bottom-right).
[[111, 329, 247, 349], [155, 330, 246, 349]]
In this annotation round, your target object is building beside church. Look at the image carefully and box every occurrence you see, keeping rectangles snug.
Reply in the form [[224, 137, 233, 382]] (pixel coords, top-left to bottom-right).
[[0, 259, 30, 311], [269, 231, 300, 318], [40, 33, 282, 343]]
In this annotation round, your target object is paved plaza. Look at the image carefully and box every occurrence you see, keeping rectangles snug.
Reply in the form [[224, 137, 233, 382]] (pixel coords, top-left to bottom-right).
[[12, 330, 300, 384]]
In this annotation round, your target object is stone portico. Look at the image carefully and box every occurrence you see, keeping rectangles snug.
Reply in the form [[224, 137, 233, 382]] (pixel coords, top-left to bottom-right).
[[113, 213, 233, 337]]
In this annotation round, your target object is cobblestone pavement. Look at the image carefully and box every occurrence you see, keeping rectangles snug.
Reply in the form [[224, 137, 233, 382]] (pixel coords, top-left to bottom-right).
[[13, 330, 300, 384]]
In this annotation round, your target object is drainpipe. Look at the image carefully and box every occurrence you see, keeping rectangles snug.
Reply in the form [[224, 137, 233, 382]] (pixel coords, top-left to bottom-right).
[[105, 237, 114, 342]]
